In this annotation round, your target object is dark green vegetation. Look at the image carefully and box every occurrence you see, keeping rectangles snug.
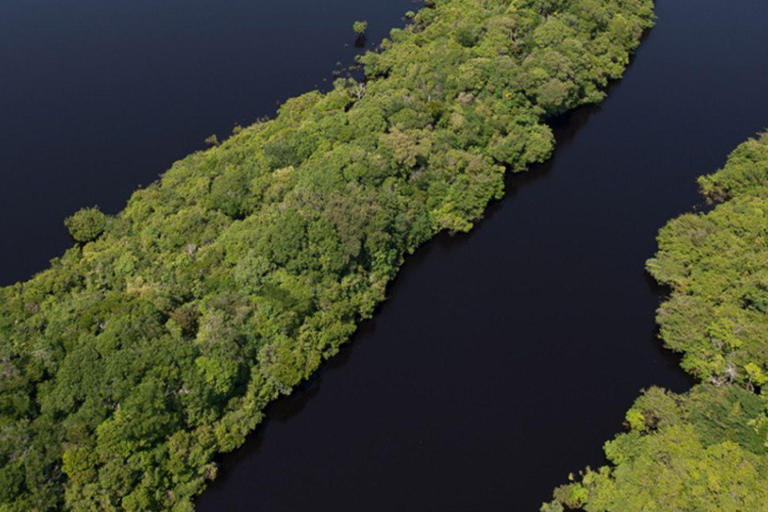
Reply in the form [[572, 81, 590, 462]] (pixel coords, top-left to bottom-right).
[[0, 0, 654, 510], [353, 20, 369, 36], [544, 132, 768, 512], [64, 208, 108, 245]]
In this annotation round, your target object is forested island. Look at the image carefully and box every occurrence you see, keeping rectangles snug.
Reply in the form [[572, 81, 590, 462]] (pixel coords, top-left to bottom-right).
[[544, 133, 768, 511], [0, 0, 656, 509]]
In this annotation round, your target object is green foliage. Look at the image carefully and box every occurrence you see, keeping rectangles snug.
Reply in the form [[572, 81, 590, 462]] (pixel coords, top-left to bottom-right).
[[0, 0, 653, 509], [550, 425, 768, 512], [545, 133, 768, 511], [65, 207, 107, 243], [352, 20, 368, 36], [646, 133, 768, 385]]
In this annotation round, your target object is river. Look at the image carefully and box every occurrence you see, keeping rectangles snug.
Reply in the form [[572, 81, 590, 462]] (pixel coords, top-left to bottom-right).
[[2, 0, 767, 511]]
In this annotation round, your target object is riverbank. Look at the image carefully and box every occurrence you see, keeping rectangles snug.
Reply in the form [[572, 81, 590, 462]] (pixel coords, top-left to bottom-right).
[[0, 0, 654, 509], [545, 132, 768, 511]]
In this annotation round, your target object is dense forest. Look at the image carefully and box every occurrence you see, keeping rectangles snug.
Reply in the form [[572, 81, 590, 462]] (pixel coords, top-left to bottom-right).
[[543, 132, 768, 511], [0, 0, 655, 510]]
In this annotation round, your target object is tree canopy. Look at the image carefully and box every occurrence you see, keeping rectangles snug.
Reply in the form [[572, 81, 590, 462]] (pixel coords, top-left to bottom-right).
[[64, 208, 108, 244], [0, 0, 654, 510], [353, 20, 368, 36]]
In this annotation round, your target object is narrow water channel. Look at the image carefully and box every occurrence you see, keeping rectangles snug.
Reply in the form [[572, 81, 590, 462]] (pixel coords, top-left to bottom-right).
[[196, 0, 768, 510]]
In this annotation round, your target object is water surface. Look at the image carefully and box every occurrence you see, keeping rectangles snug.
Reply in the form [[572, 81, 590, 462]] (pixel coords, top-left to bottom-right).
[[0, 0, 416, 284]]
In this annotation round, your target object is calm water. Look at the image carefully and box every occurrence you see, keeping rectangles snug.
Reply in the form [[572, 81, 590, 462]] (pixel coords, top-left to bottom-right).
[[2, 0, 768, 511], [0, 0, 417, 285]]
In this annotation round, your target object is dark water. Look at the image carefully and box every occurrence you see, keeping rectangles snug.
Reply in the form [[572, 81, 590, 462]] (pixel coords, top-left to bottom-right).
[[0, 0, 417, 285], [2, 0, 767, 511]]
